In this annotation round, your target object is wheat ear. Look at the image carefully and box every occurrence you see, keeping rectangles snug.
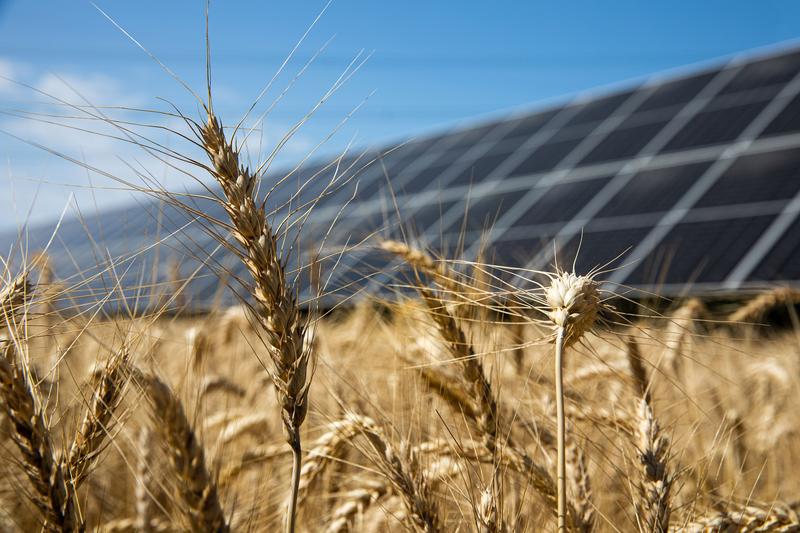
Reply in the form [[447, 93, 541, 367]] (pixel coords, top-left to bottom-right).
[[728, 287, 800, 324], [324, 478, 389, 533], [393, 246, 576, 523], [0, 344, 82, 531], [359, 429, 442, 532], [384, 242, 498, 452], [296, 414, 378, 506], [680, 502, 800, 532], [0, 273, 81, 531], [199, 111, 312, 533], [635, 398, 672, 533], [477, 482, 503, 533], [566, 439, 594, 533], [134, 370, 229, 532], [0, 271, 33, 325], [67, 345, 130, 487]]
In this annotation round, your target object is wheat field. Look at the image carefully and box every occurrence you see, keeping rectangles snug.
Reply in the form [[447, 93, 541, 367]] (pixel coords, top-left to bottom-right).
[[2, 14, 800, 533], [1, 260, 800, 532]]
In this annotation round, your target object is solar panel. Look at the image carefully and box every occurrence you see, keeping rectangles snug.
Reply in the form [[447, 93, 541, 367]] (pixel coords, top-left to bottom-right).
[[7, 44, 800, 307]]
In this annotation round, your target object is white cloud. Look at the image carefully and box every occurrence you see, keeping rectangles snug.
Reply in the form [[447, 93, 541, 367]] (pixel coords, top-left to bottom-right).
[[0, 66, 334, 232], [0, 57, 25, 95], [35, 72, 143, 108]]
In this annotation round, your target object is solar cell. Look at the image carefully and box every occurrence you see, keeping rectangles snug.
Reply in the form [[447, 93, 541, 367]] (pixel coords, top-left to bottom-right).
[[634, 71, 718, 113], [748, 215, 800, 281], [695, 147, 800, 207], [578, 120, 669, 165], [515, 176, 612, 226], [407, 200, 460, 234], [596, 162, 713, 217], [488, 233, 555, 269], [626, 214, 777, 285], [353, 145, 437, 200], [439, 189, 524, 235], [560, 90, 636, 129], [506, 137, 585, 177], [719, 49, 800, 97], [447, 150, 515, 186], [660, 98, 772, 153], [558, 226, 653, 277], [759, 92, 800, 138], [396, 163, 454, 194], [494, 109, 560, 143]]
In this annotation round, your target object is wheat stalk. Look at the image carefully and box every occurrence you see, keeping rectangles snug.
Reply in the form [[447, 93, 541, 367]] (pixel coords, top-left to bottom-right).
[[545, 270, 601, 532], [199, 375, 246, 399], [477, 482, 503, 533], [199, 110, 312, 533], [361, 434, 442, 533], [317, 413, 442, 532], [135, 427, 156, 532], [626, 337, 650, 402]]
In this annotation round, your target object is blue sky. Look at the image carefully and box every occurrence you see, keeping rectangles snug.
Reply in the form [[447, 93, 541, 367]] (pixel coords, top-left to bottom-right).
[[1, 0, 800, 230]]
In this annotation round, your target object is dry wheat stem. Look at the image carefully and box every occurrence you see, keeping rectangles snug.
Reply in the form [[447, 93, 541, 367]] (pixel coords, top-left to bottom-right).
[[555, 326, 568, 532], [135, 370, 229, 532], [626, 338, 650, 402], [199, 111, 312, 533], [135, 427, 156, 532], [478, 482, 503, 533], [545, 271, 601, 533]]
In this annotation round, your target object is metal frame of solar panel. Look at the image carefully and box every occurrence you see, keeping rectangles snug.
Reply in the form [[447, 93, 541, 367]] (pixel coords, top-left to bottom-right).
[[6, 44, 800, 310]]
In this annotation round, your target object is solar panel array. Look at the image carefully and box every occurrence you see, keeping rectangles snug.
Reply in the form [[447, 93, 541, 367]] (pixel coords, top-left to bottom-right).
[[5, 44, 800, 310]]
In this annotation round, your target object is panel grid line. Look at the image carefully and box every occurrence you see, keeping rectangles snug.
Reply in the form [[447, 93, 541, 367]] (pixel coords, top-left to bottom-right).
[[607, 64, 800, 287], [515, 59, 744, 278]]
